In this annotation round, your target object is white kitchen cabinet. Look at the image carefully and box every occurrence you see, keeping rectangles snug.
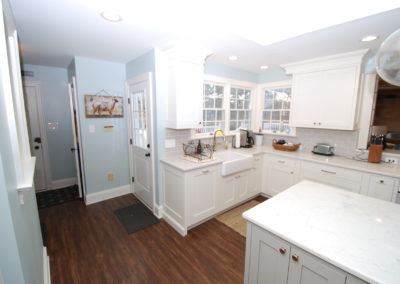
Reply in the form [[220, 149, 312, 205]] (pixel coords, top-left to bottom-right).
[[245, 223, 364, 284], [263, 155, 299, 196], [162, 163, 220, 236], [247, 155, 263, 197], [283, 50, 367, 130], [363, 174, 398, 202], [300, 161, 363, 194], [187, 166, 219, 225], [162, 45, 210, 129], [287, 248, 346, 284], [245, 224, 290, 284], [220, 171, 249, 211]]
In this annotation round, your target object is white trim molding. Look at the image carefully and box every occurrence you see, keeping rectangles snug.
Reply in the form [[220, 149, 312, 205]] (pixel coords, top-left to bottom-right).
[[85, 184, 131, 205], [153, 204, 163, 219], [162, 211, 187, 236], [50, 177, 77, 190], [43, 247, 51, 284]]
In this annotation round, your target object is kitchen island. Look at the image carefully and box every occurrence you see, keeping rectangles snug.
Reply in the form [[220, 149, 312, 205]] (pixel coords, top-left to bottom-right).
[[243, 180, 400, 284]]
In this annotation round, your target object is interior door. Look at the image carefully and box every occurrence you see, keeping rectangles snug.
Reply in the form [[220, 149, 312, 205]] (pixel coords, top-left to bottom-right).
[[68, 80, 85, 201], [127, 75, 154, 210], [23, 82, 48, 190]]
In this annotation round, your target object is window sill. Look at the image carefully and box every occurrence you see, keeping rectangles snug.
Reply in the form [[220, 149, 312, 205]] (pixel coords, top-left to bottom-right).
[[260, 131, 297, 137]]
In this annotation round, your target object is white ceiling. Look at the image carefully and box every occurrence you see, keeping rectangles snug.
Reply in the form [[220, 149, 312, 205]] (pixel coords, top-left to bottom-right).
[[8, 0, 400, 73]]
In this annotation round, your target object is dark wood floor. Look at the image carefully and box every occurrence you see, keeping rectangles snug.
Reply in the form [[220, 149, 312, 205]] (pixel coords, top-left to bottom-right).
[[39, 194, 267, 283]]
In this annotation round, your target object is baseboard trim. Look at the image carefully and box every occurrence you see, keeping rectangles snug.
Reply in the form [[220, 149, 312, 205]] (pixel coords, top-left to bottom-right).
[[85, 184, 130, 205], [154, 204, 163, 219], [43, 247, 50, 284], [51, 177, 77, 190], [162, 211, 187, 236]]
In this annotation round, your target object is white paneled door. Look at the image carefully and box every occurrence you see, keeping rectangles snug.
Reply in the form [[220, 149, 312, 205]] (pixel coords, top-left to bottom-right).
[[127, 73, 154, 211], [23, 81, 50, 191]]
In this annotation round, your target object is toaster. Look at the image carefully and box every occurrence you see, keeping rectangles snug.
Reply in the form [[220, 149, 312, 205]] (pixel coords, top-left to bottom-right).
[[312, 143, 334, 156]]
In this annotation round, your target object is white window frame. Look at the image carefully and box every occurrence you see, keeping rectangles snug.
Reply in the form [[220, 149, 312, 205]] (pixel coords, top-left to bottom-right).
[[192, 75, 257, 139], [256, 80, 296, 136]]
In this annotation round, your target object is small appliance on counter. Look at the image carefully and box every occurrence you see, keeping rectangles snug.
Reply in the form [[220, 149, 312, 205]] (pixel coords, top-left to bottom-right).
[[312, 143, 334, 156], [240, 129, 254, 148]]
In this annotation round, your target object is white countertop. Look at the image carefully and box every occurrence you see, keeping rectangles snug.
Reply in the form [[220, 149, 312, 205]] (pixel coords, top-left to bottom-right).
[[243, 180, 400, 284], [160, 145, 400, 178]]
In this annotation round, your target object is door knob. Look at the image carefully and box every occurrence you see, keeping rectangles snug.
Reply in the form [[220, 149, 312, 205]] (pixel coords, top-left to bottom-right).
[[147, 144, 150, 149], [34, 146, 40, 150], [145, 153, 150, 157]]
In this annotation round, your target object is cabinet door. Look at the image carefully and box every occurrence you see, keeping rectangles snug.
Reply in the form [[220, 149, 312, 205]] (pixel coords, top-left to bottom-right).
[[188, 167, 219, 225], [267, 166, 296, 196], [234, 172, 249, 203], [248, 156, 263, 197], [366, 175, 397, 202], [247, 224, 290, 284], [221, 175, 236, 211], [288, 248, 346, 284], [290, 72, 324, 128]]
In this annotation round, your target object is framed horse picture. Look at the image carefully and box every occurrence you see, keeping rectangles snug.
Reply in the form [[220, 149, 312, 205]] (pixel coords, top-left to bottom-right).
[[84, 95, 124, 118]]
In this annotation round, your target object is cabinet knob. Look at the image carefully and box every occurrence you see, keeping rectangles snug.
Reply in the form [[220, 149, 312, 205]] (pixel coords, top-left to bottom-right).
[[279, 248, 286, 255], [318, 122, 321, 126], [290, 171, 294, 174], [379, 180, 384, 184], [292, 254, 299, 262], [313, 122, 316, 125]]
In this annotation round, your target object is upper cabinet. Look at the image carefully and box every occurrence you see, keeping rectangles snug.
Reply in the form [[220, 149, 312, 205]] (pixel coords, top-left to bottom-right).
[[163, 44, 211, 129], [282, 49, 368, 130]]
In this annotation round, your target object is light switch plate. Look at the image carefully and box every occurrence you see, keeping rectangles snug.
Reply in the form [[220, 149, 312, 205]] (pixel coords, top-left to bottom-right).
[[89, 125, 95, 133]]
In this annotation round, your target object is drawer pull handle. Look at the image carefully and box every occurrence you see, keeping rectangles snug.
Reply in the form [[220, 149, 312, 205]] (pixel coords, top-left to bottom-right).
[[278, 160, 285, 163], [235, 175, 241, 179], [202, 170, 209, 174], [379, 180, 384, 184], [290, 171, 294, 174], [321, 169, 336, 174], [279, 248, 286, 255], [292, 254, 299, 262]]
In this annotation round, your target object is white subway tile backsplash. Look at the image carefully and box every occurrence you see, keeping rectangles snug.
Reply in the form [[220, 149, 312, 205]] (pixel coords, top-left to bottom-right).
[[164, 127, 359, 158]]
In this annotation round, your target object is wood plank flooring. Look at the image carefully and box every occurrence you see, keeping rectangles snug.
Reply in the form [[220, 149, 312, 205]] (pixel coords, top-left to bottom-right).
[[39, 194, 266, 284]]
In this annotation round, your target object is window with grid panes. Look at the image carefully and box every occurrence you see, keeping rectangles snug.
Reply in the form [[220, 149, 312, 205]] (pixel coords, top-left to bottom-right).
[[195, 83, 225, 134], [262, 87, 291, 134], [229, 87, 251, 131]]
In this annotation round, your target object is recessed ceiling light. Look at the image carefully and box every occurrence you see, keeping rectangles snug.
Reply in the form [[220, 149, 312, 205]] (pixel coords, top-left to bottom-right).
[[260, 65, 269, 70], [361, 35, 378, 42], [228, 55, 238, 61], [101, 11, 122, 22]]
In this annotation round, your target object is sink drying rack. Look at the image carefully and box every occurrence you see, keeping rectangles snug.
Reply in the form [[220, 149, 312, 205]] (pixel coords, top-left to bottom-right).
[[183, 142, 214, 161]]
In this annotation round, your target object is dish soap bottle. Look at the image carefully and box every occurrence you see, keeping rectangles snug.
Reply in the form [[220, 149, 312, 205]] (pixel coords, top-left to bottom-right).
[[197, 140, 202, 154]]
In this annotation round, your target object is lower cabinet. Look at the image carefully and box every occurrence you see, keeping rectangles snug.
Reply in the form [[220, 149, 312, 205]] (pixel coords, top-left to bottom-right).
[[221, 172, 248, 211], [245, 223, 366, 284], [263, 155, 299, 196], [362, 174, 398, 202], [300, 161, 363, 194], [187, 166, 219, 225]]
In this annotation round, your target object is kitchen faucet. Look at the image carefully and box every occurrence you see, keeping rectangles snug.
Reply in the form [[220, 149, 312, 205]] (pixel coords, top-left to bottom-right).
[[213, 129, 227, 151]]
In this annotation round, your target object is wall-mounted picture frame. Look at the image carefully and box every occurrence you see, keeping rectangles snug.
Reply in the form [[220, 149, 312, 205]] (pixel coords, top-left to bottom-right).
[[84, 95, 124, 118]]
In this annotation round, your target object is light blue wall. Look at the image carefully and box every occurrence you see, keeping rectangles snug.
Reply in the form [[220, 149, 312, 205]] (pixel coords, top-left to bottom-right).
[[126, 50, 163, 204], [257, 69, 292, 84], [22, 64, 76, 181], [0, 63, 43, 284], [204, 61, 258, 83], [74, 56, 129, 194]]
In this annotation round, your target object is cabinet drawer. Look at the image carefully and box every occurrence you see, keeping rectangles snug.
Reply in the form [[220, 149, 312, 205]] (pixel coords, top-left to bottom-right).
[[266, 155, 297, 168], [300, 162, 363, 193], [366, 175, 397, 202]]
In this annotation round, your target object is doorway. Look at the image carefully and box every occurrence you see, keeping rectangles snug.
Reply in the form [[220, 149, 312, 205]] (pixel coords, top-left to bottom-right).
[[126, 73, 155, 211], [23, 81, 51, 191]]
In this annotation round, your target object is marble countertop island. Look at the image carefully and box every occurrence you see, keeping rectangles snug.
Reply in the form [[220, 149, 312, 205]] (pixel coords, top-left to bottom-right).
[[243, 180, 400, 284]]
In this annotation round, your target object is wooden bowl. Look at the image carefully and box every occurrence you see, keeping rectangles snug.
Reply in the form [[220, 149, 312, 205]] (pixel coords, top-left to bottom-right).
[[272, 139, 301, 151]]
